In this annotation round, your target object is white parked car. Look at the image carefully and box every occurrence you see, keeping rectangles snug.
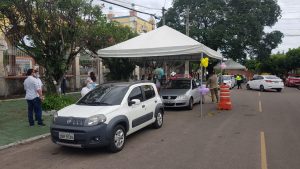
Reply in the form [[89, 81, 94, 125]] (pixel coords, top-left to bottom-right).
[[50, 82, 164, 152], [221, 75, 236, 89], [246, 75, 284, 92]]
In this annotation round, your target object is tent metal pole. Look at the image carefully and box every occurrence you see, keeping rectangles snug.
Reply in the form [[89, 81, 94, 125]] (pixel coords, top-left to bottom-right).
[[200, 52, 204, 119]]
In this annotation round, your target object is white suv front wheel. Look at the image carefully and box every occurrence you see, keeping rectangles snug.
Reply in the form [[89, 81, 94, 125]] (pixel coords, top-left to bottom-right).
[[153, 110, 163, 129], [109, 125, 126, 153]]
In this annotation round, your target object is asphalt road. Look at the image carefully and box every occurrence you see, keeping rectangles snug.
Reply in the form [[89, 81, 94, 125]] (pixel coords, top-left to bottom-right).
[[0, 86, 299, 169]]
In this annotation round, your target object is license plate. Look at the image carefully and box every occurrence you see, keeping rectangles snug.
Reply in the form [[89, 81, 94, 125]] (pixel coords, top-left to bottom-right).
[[59, 132, 74, 140]]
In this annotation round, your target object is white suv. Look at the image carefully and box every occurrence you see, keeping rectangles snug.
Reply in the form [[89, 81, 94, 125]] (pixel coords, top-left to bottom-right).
[[50, 81, 164, 152]]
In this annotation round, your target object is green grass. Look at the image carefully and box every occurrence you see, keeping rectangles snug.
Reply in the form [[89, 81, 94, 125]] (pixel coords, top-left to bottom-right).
[[0, 93, 81, 146]]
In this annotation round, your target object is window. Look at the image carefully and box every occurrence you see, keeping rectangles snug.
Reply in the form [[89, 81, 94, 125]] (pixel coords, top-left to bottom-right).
[[258, 76, 264, 80], [167, 80, 191, 89], [192, 80, 197, 89], [252, 76, 259, 80], [77, 85, 128, 106], [265, 75, 279, 79], [128, 87, 143, 102], [142, 85, 155, 100]]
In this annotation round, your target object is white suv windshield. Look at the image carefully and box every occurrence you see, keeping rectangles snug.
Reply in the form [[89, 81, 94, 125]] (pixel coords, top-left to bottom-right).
[[77, 85, 128, 106]]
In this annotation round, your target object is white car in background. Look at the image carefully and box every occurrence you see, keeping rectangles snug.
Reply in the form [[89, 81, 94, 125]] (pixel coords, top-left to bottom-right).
[[221, 75, 236, 89], [246, 75, 284, 92]]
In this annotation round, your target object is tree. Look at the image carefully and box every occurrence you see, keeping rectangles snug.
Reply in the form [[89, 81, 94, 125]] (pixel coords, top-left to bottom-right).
[[100, 23, 138, 81], [254, 31, 284, 62], [0, 0, 123, 93], [160, 0, 283, 62], [259, 53, 286, 76], [244, 59, 260, 72], [286, 47, 300, 72]]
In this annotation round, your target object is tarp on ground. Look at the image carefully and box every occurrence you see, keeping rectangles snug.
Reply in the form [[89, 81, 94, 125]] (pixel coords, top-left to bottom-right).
[[97, 25, 222, 61], [214, 59, 246, 70]]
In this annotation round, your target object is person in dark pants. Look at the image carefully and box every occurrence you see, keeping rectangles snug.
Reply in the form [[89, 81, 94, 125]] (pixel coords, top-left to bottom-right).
[[34, 68, 43, 121], [24, 69, 45, 126], [236, 74, 242, 89], [61, 75, 67, 95], [206, 71, 219, 103]]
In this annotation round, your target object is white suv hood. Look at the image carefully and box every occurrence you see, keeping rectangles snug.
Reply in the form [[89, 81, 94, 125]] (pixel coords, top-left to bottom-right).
[[57, 104, 120, 118]]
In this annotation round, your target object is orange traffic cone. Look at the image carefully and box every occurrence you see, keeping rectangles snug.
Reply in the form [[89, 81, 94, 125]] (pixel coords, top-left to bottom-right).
[[218, 84, 232, 110]]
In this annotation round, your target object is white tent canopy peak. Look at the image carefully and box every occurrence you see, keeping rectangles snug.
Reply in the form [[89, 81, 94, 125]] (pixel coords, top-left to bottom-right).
[[97, 25, 222, 60]]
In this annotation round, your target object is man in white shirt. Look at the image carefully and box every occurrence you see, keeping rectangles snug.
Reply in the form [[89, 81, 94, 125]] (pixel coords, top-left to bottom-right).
[[24, 69, 45, 126]]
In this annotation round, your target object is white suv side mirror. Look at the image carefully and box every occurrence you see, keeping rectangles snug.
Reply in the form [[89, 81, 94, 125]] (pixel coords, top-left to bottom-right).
[[128, 99, 141, 106]]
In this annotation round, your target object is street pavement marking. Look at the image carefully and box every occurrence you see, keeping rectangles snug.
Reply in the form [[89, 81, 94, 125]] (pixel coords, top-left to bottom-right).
[[260, 131, 268, 169], [258, 92, 261, 97], [259, 101, 262, 112]]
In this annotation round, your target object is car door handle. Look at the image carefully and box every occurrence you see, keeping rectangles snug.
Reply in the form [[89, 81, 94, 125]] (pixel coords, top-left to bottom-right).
[[142, 105, 145, 108]]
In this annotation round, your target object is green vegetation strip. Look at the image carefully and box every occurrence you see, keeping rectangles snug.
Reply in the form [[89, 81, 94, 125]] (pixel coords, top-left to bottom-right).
[[0, 93, 81, 147]]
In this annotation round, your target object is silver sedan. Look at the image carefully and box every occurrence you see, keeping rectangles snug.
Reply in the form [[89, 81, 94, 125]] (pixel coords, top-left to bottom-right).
[[160, 78, 201, 110]]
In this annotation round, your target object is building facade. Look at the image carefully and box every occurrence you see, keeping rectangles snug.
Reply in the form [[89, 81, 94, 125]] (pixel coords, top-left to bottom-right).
[[107, 5, 155, 34]]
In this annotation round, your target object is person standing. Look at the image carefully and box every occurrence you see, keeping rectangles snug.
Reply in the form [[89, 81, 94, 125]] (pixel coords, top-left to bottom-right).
[[206, 71, 219, 103], [34, 68, 44, 122], [236, 74, 242, 89], [86, 71, 96, 83], [61, 75, 67, 95], [24, 69, 45, 126], [154, 67, 164, 92]]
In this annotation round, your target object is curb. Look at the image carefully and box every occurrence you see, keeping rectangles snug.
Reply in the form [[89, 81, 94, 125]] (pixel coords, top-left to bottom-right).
[[0, 98, 25, 102], [0, 133, 50, 151], [0, 92, 80, 102]]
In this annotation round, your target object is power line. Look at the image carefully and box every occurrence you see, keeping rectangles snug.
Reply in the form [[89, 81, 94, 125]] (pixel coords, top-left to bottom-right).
[[284, 34, 300, 36], [99, 0, 160, 18], [112, 0, 161, 11], [282, 11, 300, 13]]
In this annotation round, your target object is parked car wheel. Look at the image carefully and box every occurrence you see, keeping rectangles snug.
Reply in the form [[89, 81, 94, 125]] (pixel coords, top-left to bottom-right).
[[109, 125, 126, 153], [246, 84, 251, 90], [260, 85, 264, 92], [276, 88, 282, 92], [152, 110, 163, 129], [188, 98, 193, 110]]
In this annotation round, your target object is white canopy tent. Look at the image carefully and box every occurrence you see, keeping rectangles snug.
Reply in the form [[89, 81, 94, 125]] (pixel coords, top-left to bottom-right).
[[214, 59, 246, 70], [97, 25, 222, 61]]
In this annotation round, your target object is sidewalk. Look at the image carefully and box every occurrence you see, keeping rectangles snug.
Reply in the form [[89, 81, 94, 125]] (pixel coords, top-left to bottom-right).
[[0, 92, 80, 150]]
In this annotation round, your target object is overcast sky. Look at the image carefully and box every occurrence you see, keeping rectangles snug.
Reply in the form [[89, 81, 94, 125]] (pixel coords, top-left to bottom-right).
[[97, 0, 300, 54]]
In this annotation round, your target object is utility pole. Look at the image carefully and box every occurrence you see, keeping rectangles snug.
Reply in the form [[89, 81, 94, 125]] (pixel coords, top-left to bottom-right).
[[186, 5, 190, 36], [162, 7, 166, 25], [184, 5, 190, 76]]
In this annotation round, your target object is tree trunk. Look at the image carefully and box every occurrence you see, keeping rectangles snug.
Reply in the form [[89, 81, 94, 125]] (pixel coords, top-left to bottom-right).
[[45, 77, 57, 94]]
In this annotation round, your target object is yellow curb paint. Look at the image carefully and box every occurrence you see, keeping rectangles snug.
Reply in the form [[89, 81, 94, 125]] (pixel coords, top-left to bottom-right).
[[259, 101, 262, 112], [261, 131, 268, 169]]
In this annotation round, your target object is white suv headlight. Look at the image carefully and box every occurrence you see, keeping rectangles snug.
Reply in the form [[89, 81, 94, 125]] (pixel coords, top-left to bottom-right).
[[84, 114, 106, 126], [177, 95, 188, 100]]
